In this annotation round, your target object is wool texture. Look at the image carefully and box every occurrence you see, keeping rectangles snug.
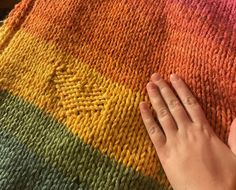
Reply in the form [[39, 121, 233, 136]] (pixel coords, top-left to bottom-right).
[[0, 0, 236, 189]]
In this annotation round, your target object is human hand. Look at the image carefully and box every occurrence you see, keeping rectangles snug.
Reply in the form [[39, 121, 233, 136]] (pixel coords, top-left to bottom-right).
[[139, 73, 236, 190]]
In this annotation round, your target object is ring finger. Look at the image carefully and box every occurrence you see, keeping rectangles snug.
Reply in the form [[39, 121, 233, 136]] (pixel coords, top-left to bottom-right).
[[150, 73, 192, 130], [146, 82, 177, 138]]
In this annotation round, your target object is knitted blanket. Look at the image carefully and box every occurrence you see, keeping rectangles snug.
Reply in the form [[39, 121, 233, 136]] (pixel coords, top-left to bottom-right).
[[0, 0, 235, 189]]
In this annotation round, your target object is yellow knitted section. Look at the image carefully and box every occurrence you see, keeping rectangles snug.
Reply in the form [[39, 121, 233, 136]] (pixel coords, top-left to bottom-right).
[[0, 29, 167, 183], [0, 25, 11, 51]]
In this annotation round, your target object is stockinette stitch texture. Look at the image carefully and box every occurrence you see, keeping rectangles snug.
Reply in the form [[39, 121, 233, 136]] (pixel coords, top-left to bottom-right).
[[0, 0, 236, 189]]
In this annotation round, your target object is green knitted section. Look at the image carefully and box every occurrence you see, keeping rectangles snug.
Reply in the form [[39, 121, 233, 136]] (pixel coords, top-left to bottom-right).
[[0, 90, 166, 190], [0, 129, 80, 190]]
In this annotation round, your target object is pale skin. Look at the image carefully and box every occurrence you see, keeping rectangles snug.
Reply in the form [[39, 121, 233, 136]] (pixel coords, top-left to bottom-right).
[[139, 73, 236, 190]]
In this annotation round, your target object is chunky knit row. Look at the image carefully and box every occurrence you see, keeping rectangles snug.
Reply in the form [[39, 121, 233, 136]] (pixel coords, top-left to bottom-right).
[[0, 0, 236, 189]]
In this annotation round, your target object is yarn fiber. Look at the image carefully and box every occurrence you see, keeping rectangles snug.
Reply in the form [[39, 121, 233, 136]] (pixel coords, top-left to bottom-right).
[[0, 0, 236, 189]]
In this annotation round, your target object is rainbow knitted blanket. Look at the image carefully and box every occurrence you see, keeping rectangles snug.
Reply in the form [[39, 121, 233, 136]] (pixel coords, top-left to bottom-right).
[[0, 0, 236, 189]]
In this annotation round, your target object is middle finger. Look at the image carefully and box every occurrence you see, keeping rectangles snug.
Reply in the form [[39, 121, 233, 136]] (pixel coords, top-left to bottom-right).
[[151, 73, 192, 129]]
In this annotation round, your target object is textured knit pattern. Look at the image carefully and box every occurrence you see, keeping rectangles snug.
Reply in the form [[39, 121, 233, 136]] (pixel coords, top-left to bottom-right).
[[0, 0, 236, 189]]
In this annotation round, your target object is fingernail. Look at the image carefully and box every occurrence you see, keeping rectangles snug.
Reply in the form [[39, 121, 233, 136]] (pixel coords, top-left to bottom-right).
[[151, 73, 161, 81], [170, 74, 179, 81]]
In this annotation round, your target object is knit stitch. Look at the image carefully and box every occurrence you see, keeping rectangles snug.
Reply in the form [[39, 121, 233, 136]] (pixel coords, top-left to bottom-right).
[[0, 0, 236, 189]]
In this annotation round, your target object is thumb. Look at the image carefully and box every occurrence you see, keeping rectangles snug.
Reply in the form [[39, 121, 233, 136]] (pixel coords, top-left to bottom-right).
[[228, 118, 236, 155]]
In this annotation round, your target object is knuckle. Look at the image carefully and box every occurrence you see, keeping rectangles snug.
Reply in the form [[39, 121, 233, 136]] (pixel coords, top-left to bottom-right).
[[153, 99, 165, 110], [168, 99, 181, 109], [158, 107, 169, 118], [153, 99, 161, 106], [148, 125, 157, 135], [146, 118, 154, 126], [194, 122, 204, 130], [192, 123, 213, 138], [184, 96, 197, 105], [194, 122, 208, 130], [159, 85, 168, 91], [145, 120, 162, 136]]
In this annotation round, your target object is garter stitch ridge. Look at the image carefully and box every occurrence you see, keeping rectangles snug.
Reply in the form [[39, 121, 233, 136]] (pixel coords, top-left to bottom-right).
[[0, 0, 236, 189]]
